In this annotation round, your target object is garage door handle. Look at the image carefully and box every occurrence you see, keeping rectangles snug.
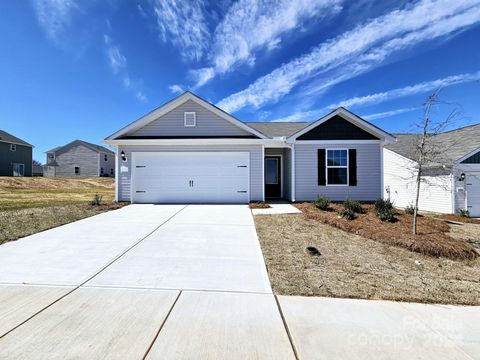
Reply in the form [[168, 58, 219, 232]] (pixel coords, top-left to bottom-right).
[[136, 190, 146, 193], [237, 191, 247, 193], [136, 166, 146, 168], [237, 165, 247, 168]]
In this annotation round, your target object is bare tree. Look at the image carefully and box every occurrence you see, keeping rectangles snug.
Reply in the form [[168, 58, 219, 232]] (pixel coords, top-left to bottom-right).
[[410, 91, 460, 234]]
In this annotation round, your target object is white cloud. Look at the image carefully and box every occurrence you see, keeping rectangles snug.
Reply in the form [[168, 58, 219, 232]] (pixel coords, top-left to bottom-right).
[[32, 0, 77, 40], [190, 0, 343, 87], [137, 4, 147, 18], [270, 70, 480, 122], [189, 67, 215, 88], [331, 71, 480, 108], [168, 84, 184, 94], [217, 0, 480, 113], [103, 34, 147, 102], [152, 0, 210, 61], [362, 107, 418, 121]]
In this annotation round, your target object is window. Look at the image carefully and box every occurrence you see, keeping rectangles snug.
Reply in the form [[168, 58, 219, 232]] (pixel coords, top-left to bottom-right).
[[48, 153, 54, 159], [184, 112, 196, 127], [265, 158, 278, 184], [104, 154, 108, 161], [110, 168, 114, 175], [10, 144, 16, 151], [326, 149, 348, 185], [74, 166, 79, 175]]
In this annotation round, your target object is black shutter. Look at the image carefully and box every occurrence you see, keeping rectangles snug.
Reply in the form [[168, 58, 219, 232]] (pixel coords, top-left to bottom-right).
[[318, 149, 326, 186], [349, 149, 357, 186]]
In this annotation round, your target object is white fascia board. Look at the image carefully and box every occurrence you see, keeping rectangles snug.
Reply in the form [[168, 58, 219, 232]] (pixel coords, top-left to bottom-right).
[[105, 92, 268, 140], [294, 140, 382, 144], [287, 108, 396, 142], [454, 146, 480, 164], [104, 138, 285, 146]]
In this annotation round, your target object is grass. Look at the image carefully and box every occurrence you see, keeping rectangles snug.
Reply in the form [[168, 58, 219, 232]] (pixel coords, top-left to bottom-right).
[[295, 203, 478, 260], [0, 177, 121, 244], [254, 214, 480, 305], [0, 177, 115, 210]]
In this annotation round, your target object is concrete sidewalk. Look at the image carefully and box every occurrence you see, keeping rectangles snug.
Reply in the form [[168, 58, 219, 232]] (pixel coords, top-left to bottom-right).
[[0, 204, 478, 359]]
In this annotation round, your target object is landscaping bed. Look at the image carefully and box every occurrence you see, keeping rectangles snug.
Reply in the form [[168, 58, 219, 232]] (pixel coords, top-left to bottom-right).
[[249, 202, 271, 209], [295, 202, 478, 260], [438, 213, 480, 224], [254, 214, 480, 305]]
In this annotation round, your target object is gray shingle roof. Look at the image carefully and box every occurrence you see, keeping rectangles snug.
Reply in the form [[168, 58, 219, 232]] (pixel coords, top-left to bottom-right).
[[245, 122, 310, 138], [385, 123, 480, 172], [0, 130, 33, 147], [46, 140, 114, 154]]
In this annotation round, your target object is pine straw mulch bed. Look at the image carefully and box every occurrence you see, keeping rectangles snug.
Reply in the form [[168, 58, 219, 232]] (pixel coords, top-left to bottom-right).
[[294, 203, 478, 261], [249, 202, 271, 209], [438, 213, 480, 224]]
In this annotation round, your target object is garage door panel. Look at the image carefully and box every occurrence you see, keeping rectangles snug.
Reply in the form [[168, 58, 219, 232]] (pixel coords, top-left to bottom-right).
[[132, 152, 249, 204]]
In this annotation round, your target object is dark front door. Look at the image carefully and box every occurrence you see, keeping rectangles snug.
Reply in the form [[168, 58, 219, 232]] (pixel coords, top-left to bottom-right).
[[265, 156, 281, 198]]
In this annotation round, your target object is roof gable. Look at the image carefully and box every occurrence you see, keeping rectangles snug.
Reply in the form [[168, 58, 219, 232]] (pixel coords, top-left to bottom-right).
[[0, 130, 33, 147], [48, 140, 114, 155], [106, 92, 267, 140], [288, 108, 395, 141]]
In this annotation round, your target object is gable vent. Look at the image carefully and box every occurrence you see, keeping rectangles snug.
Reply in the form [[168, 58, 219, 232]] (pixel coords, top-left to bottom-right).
[[184, 112, 196, 127]]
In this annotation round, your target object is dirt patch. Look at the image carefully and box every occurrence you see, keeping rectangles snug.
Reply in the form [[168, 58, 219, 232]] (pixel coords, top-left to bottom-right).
[[295, 203, 478, 260], [249, 202, 271, 209], [254, 214, 480, 305], [0, 203, 125, 245], [448, 222, 480, 252]]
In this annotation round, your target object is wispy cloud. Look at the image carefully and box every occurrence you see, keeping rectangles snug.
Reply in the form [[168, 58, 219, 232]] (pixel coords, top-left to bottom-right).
[[362, 107, 418, 121], [137, 4, 147, 18], [217, 0, 480, 113], [103, 34, 147, 102], [168, 84, 184, 94], [190, 0, 343, 87], [32, 0, 78, 41], [152, 0, 210, 62], [270, 71, 480, 122]]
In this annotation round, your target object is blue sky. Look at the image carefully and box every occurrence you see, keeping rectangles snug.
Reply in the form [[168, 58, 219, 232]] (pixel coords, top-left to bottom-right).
[[1, 0, 479, 162]]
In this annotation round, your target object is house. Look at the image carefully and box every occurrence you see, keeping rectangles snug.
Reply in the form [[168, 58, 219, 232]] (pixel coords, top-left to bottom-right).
[[0, 130, 33, 176], [104, 92, 394, 204], [44, 140, 115, 177], [384, 124, 480, 217]]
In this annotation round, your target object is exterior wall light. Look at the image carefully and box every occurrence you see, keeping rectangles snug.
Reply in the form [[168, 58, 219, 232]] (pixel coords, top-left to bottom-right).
[[459, 173, 465, 182], [120, 151, 127, 162]]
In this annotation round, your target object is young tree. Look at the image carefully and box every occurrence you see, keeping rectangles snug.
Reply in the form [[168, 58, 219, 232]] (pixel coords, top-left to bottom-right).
[[411, 91, 460, 234]]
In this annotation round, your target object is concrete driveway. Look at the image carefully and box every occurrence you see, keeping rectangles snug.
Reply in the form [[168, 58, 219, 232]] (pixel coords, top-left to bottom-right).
[[0, 204, 478, 359]]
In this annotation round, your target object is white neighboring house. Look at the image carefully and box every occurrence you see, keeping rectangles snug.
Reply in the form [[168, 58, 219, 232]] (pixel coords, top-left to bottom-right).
[[384, 124, 480, 217]]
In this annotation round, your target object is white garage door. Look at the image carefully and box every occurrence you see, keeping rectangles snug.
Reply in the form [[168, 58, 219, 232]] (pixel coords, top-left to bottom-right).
[[132, 152, 250, 204], [466, 173, 480, 217]]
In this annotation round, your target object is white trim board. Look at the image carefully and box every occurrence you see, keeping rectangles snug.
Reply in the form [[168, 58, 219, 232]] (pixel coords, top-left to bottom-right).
[[105, 92, 268, 140]]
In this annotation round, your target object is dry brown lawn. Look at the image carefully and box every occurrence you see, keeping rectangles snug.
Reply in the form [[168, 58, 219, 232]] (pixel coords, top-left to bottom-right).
[[0, 177, 122, 244], [249, 202, 271, 209], [0, 177, 115, 210], [295, 203, 477, 260], [254, 214, 480, 305]]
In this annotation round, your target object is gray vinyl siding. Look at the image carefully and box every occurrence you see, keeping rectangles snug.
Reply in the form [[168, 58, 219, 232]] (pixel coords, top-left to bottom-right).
[[129, 100, 252, 137], [265, 148, 292, 200], [0, 142, 32, 176], [54, 145, 99, 177], [295, 143, 381, 201], [117, 145, 263, 202], [99, 151, 116, 177]]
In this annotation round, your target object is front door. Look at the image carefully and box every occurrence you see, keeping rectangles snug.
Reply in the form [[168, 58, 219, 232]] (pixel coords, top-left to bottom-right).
[[265, 156, 281, 198]]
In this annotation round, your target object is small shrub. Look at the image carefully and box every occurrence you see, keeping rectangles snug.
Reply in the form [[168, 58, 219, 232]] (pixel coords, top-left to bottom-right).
[[405, 204, 415, 215], [458, 208, 470, 218], [374, 198, 396, 222], [314, 196, 330, 210], [338, 208, 356, 220], [89, 193, 103, 206], [343, 199, 364, 214]]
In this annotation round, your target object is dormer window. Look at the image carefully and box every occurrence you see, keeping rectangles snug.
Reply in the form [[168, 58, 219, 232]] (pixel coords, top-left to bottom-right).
[[184, 112, 196, 127]]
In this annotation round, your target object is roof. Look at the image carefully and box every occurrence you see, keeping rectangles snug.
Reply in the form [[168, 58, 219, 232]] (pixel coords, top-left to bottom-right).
[[245, 122, 310, 138], [46, 140, 114, 154], [385, 123, 480, 172], [0, 130, 33, 147]]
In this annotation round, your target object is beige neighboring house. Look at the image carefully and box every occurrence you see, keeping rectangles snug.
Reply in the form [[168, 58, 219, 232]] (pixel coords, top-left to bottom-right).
[[44, 140, 115, 177]]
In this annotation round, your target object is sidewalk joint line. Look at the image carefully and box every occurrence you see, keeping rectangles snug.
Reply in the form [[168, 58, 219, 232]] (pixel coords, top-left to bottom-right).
[[274, 294, 300, 360], [142, 290, 182, 360]]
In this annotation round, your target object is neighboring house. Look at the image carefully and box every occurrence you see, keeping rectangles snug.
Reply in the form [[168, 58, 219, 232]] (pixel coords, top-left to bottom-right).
[[104, 92, 394, 204], [44, 140, 115, 177], [0, 130, 33, 177], [384, 124, 480, 217]]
